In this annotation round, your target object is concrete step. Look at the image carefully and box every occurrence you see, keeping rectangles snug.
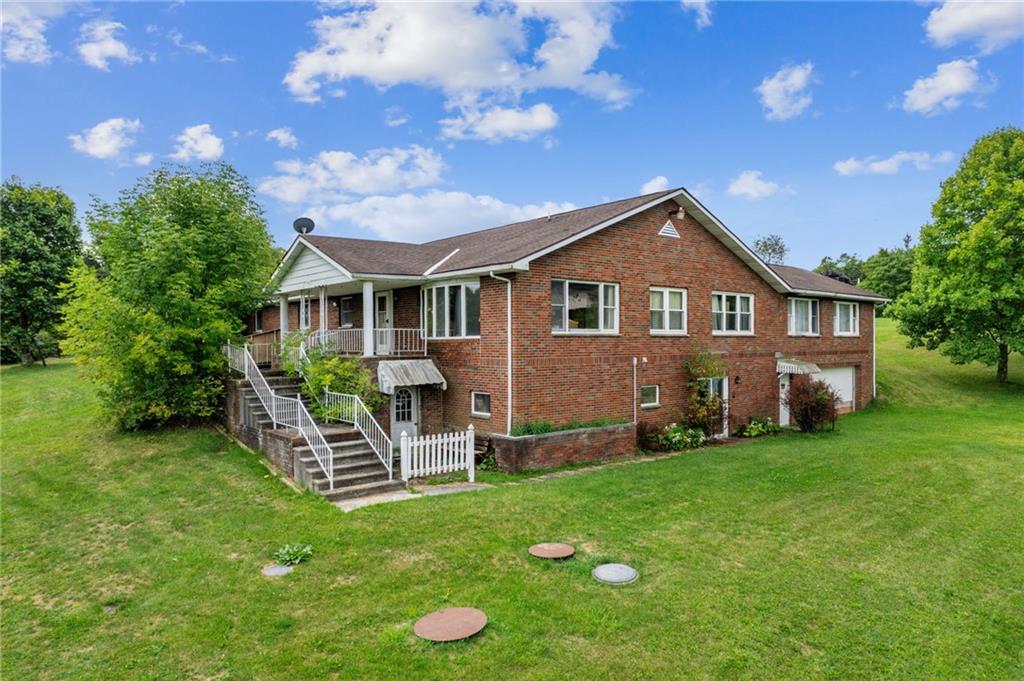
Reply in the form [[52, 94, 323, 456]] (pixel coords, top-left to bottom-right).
[[294, 438, 376, 458], [318, 478, 407, 502], [311, 468, 393, 491], [300, 456, 387, 477]]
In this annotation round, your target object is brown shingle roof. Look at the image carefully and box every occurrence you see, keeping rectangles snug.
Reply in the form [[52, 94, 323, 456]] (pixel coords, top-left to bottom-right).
[[770, 264, 887, 300]]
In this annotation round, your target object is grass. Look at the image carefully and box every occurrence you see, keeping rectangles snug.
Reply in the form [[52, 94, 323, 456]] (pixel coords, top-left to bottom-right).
[[2, 319, 1022, 679]]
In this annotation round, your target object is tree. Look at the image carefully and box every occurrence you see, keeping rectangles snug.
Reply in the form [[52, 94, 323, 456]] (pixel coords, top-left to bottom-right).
[[813, 252, 865, 284], [891, 126, 1024, 383], [753, 233, 788, 264], [0, 177, 81, 365], [61, 164, 277, 428], [860, 234, 916, 314]]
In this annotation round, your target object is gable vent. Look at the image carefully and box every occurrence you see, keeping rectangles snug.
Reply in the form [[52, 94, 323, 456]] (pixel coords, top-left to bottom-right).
[[658, 220, 680, 238]]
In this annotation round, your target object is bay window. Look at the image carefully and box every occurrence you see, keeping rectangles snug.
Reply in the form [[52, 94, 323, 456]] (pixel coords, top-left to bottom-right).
[[834, 301, 859, 336], [551, 279, 619, 333], [650, 287, 687, 334], [711, 292, 753, 334], [788, 298, 820, 336], [422, 280, 480, 338]]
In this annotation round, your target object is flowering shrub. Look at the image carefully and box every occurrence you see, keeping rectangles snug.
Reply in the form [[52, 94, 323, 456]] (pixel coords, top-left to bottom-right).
[[784, 375, 840, 432], [738, 416, 782, 438], [658, 423, 708, 451]]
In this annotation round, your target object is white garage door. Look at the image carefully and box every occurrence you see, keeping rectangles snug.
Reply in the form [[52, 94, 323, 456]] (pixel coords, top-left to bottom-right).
[[814, 367, 856, 410]]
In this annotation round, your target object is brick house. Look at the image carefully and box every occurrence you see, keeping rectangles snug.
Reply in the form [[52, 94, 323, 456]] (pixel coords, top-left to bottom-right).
[[245, 187, 885, 469]]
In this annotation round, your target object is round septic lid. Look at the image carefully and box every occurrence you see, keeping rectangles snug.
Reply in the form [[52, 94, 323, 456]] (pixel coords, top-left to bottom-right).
[[592, 563, 638, 585], [261, 564, 294, 577], [529, 542, 576, 559], [414, 607, 487, 642]]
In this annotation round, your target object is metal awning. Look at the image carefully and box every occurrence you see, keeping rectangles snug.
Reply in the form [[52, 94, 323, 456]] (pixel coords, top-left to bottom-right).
[[777, 358, 821, 375], [377, 359, 447, 395]]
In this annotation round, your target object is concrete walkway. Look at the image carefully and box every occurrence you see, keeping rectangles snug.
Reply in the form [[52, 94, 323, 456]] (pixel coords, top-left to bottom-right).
[[333, 481, 492, 512]]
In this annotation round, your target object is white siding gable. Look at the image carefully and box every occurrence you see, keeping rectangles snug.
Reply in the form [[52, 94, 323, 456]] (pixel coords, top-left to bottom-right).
[[277, 243, 351, 293]]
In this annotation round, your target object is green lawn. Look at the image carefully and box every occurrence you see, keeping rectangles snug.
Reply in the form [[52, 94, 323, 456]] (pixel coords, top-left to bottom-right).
[[3, 319, 1023, 679]]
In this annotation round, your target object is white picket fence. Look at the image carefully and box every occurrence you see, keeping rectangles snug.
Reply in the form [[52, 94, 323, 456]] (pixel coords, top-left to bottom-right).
[[400, 426, 475, 482]]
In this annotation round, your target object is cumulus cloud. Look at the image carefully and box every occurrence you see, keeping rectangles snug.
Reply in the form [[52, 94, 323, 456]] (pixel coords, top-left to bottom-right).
[[925, 0, 1024, 54], [133, 152, 154, 166], [727, 170, 790, 199], [266, 127, 299, 149], [439, 103, 559, 142], [833, 150, 955, 176], [284, 3, 633, 141], [640, 176, 670, 194], [168, 28, 235, 62], [1, 2, 68, 64], [902, 59, 991, 116], [68, 117, 142, 160], [77, 19, 140, 71], [755, 62, 815, 121], [681, 0, 712, 29], [384, 106, 409, 127], [312, 189, 578, 242], [258, 145, 445, 204], [170, 124, 224, 161]]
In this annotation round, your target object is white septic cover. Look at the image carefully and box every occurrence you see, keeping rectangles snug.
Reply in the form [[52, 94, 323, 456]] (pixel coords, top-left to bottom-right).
[[592, 563, 638, 585], [262, 564, 294, 577]]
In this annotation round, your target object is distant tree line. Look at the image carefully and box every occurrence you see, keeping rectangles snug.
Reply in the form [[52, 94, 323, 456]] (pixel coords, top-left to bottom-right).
[[813, 234, 917, 314]]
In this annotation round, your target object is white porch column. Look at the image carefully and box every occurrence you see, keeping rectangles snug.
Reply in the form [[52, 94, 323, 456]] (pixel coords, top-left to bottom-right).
[[362, 280, 374, 357], [279, 295, 289, 335], [319, 287, 327, 331]]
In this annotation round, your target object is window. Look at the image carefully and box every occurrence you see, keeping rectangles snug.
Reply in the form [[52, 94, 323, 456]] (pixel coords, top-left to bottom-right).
[[788, 298, 820, 336], [650, 287, 687, 334], [471, 391, 491, 417], [711, 293, 753, 334], [640, 385, 660, 408], [394, 388, 413, 422], [835, 301, 859, 336], [253, 309, 263, 333], [299, 297, 312, 329], [338, 297, 355, 327], [422, 280, 480, 338], [551, 279, 619, 333]]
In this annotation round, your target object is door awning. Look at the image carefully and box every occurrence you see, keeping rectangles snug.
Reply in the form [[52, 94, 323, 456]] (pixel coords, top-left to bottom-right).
[[777, 357, 821, 375], [377, 359, 447, 395]]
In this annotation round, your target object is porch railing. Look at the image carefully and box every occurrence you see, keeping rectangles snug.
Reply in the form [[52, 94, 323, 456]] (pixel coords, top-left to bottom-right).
[[307, 327, 426, 357], [321, 389, 393, 479], [249, 341, 280, 367], [400, 426, 475, 482]]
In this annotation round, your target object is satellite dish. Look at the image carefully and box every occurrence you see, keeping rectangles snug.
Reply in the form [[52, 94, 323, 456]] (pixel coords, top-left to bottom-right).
[[293, 217, 315, 234]]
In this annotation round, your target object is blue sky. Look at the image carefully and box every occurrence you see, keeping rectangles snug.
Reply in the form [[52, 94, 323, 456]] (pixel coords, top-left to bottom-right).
[[3, 1, 1022, 268]]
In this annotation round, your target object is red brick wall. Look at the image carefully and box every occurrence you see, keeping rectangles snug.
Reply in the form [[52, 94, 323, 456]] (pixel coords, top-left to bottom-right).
[[491, 422, 636, 473], [245, 296, 364, 336]]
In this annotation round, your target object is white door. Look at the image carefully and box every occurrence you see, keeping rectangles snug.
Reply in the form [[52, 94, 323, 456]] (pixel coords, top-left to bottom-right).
[[779, 374, 791, 427], [391, 387, 418, 444], [703, 376, 729, 438], [375, 291, 393, 355]]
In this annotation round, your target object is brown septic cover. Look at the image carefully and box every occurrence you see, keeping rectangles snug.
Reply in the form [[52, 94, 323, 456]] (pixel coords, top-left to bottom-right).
[[413, 607, 487, 642], [528, 542, 576, 560]]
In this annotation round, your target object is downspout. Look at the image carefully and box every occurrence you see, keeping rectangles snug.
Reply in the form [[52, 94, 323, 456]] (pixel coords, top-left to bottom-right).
[[632, 357, 638, 424], [489, 272, 513, 435], [872, 304, 877, 399]]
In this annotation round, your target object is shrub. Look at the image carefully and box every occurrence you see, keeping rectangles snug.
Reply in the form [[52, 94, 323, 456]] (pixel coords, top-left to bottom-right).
[[784, 375, 840, 432], [637, 420, 662, 451], [658, 423, 707, 451], [272, 543, 313, 566], [738, 416, 782, 438], [301, 355, 385, 420], [278, 330, 312, 376], [682, 350, 728, 436]]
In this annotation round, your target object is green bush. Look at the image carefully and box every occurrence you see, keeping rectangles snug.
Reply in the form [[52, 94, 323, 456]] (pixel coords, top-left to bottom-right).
[[658, 423, 708, 450], [510, 417, 626, 437], [272, 543, 313, 566], [278, 330, 313, 376], [301, 355, 385, 420], [738, 416, 782, 438], [784, 375, 840, 433]]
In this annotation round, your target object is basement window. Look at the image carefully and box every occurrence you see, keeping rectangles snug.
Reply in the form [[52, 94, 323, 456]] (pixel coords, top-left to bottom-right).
[[640, 385, 660, 408], [471, 391, 491, 417]]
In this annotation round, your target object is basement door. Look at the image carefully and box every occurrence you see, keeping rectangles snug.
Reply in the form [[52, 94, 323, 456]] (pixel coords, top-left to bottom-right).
[[390, 386, 419, 444], [779, 374, 791, 427], [702, 377, 729, 438]]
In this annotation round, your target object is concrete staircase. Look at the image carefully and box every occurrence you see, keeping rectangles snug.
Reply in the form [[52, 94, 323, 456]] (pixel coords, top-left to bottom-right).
[[240, 368, 404, 501]]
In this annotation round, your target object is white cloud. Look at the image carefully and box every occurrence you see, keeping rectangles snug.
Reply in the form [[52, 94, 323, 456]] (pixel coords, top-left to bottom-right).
[[1, 2, 68, 64], [258, 145, 445, 204], [755, 62, 815, 121], [640, 175, 670, 194], [727, 170, 790, 199], [439, 103, 559, 142], [313, 189, 577, 241], [833, 150, 955, 176], [925, 1, 1024, 54], [266, 127, 299, 149], [681, 0, 712, 29], [284, 3, 633, 141], [384, 106, 409, 127], [902, 59, 990, 116], [133, 152, 154, 166], [170, 124, 224, 161], [77, 19, 140, 71], [68, 118, 142, 160], [168, 28, 235, 62]]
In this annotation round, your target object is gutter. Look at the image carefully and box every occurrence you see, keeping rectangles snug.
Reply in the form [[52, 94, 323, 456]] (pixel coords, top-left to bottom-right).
[[489, 272, 514, 435]]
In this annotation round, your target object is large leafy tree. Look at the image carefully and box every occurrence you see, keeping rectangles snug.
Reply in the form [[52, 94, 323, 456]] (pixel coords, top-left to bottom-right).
[[61, 164, 277, 428], [813, 252, 865, 283], [753, 233, 789, 264], [860, 235, 916, 314], [0, 177, 81, 365], [891, 126, 1024, 383]]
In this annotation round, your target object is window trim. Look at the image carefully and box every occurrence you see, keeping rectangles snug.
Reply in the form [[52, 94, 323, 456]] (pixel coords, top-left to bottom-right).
[[649, 286, 688, 336], [470, 391, 492, 418], [711, 291, 755, 336], [253, 309, 263, 333], [640, 384, 660, 409], [299, 296, 312, 330], [551, 278, 620, 335], [834, 301, 860, 336], [788, 297, 820, 337], [338, 296, 355, 328], [421, 279, 481, 340]]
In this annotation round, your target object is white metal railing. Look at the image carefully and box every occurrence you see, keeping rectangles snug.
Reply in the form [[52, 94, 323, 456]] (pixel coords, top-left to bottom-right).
[[400, 426, 475, 482], [306, 327, 426, 357], [223, 344, 335, 489], [309, 328, 363, 355], [321, 390, 393, 479]]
